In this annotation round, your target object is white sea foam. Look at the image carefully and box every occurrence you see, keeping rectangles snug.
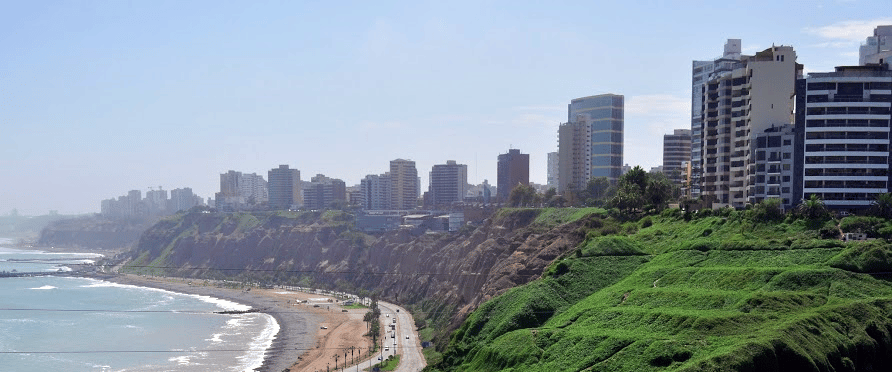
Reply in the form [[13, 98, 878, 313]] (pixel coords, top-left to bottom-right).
[[206, 333, 224, 343], [193, 294, 251, 312], [31, 285, 56, 290], [169, 355, 192, 365], [236, 313, 280, 372]]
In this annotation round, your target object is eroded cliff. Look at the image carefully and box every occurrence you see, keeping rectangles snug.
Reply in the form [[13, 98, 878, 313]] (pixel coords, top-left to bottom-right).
[[124, 209, 597, 336]]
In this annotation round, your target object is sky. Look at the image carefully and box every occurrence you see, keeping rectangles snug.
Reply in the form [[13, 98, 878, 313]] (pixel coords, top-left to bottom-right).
[[2, 0, 891, 215]]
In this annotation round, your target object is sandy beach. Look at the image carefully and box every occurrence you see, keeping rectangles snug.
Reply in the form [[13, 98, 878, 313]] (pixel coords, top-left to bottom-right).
[[104, 274, 374, 372]]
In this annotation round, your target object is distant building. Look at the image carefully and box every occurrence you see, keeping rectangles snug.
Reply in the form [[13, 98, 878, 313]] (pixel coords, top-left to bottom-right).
[[558, 94, 624, 194], [390, 159, 419, 210], [145, 188, 168, 215], [215, 170, 268, 211], [497, 149, 529, 200], [169, 187, 200, 212], [360, 173, 391, 210], [101, 187, 202, 217], [662, 129, 691, 184], [303, 174, 347, 210], [268, 165, 301, 210], [860, 25, 892, 66], [547, 152, 559, 190], [428, 160, 468, 207]]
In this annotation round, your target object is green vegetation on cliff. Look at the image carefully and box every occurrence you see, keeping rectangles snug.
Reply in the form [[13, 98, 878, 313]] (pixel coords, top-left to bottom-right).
[[433, 209, 892, 372]]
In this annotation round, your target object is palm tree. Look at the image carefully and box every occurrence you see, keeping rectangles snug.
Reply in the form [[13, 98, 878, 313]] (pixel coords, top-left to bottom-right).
[[797, 194, 829, 220], [870, 193, 892, 219]]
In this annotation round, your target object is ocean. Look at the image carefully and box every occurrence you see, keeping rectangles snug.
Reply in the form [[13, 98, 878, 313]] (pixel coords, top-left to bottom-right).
[[0, 239, 279, 371]]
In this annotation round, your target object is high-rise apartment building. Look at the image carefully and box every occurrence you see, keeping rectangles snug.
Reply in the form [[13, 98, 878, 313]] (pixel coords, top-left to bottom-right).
[[796, 63, 892, 211], [497, 149, 530, 200], [303, 174, 346, 210], [860, 25, 892, 66], [390, 159, 419, 210], [691, 39, 743, 199], [700, 45, 801, 208], [547, 152, 559, 190], [428, 160, 468, 207], [662, 129, 692, 184], [169, 187, 199, 212], [267, 165, 301, 210], [215, 170, 268, 211], [558, 94, 623, 193], [238, 173, 268, 205], [360, 173, 391, 210], [219, 170, 241, 198]]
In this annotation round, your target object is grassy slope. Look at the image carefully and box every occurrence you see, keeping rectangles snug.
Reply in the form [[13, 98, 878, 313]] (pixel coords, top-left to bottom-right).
[[436, 210, 892, 372]]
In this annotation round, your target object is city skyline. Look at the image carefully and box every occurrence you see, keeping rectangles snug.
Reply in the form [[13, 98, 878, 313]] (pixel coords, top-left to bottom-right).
[[3, 2, 891, 215]]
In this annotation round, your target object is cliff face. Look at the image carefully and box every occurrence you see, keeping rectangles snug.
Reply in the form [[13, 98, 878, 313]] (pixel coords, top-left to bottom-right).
[[38, 215, 158, 250], [125, 209, 593, 332]]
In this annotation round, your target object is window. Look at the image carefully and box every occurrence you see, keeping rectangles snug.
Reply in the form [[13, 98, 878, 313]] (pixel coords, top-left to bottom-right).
[[783, 176, 790, 182], [783, 139, 791, 146], [783, 152, 791, 159], [782, 187, 790, 193], [783, 164, 791, 170]]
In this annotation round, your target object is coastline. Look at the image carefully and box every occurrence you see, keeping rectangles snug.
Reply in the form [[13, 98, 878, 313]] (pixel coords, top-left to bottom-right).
[[1, 243, 379, 371], [100, 274, 373, 372]]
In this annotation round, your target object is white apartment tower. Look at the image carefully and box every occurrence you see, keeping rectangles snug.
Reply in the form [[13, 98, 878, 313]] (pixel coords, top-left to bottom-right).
[[360, 173, 392, 210], [798, 64, 892, 210]]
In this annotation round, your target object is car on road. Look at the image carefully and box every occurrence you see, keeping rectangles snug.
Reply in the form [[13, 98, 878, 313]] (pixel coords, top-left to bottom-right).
[[406, 335, 409, 339]]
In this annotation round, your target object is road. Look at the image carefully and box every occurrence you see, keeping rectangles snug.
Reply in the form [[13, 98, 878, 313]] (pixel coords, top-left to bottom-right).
[[340, 300, 427, 372]]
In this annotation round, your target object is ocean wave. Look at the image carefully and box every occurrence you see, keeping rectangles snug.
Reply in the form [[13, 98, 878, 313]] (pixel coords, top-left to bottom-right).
[[236, 313, 280, 372], [78, 278, 252, 313], [193, 294, 251, 312], [31, 285, 57, 290], [0, 248, 103, 258]]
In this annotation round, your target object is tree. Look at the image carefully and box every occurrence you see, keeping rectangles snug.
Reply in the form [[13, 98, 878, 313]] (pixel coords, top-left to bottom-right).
[[797, 194, 829, 220], [581, 177, 612, 206], [543, 187, 557, 201], [607, 166, 673, 214], [644, 172, 673, 212], [869, 193, 892, 219], [610, 181, 645, 213], [749, 198, 784, 222], [508, 184, 540, 207], [623, 166, 648, 191]]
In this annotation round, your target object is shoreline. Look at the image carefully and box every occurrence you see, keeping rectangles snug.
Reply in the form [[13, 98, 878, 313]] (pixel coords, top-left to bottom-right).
[[101, 274, 374, 372], [101, 274, 324, 372], [2, 244, 378, 372]]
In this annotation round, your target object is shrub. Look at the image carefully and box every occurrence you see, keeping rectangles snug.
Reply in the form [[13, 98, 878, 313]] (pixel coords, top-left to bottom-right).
[[641, 217, 653, 228]]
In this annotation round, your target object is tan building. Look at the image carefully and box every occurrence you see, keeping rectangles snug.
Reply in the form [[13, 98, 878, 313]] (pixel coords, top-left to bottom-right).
[[268, 164, 301, 210], [700, 45, 802, 208], [390, 159, 419, 210]]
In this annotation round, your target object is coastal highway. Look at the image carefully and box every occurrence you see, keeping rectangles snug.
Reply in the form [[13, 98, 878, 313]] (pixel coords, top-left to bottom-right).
[[345, 300, 426, 372], [378, 301, 426, 372]]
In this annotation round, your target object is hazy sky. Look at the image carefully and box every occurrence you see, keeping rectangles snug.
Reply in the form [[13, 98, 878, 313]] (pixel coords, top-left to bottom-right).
[[2, 1, 890, 215]]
